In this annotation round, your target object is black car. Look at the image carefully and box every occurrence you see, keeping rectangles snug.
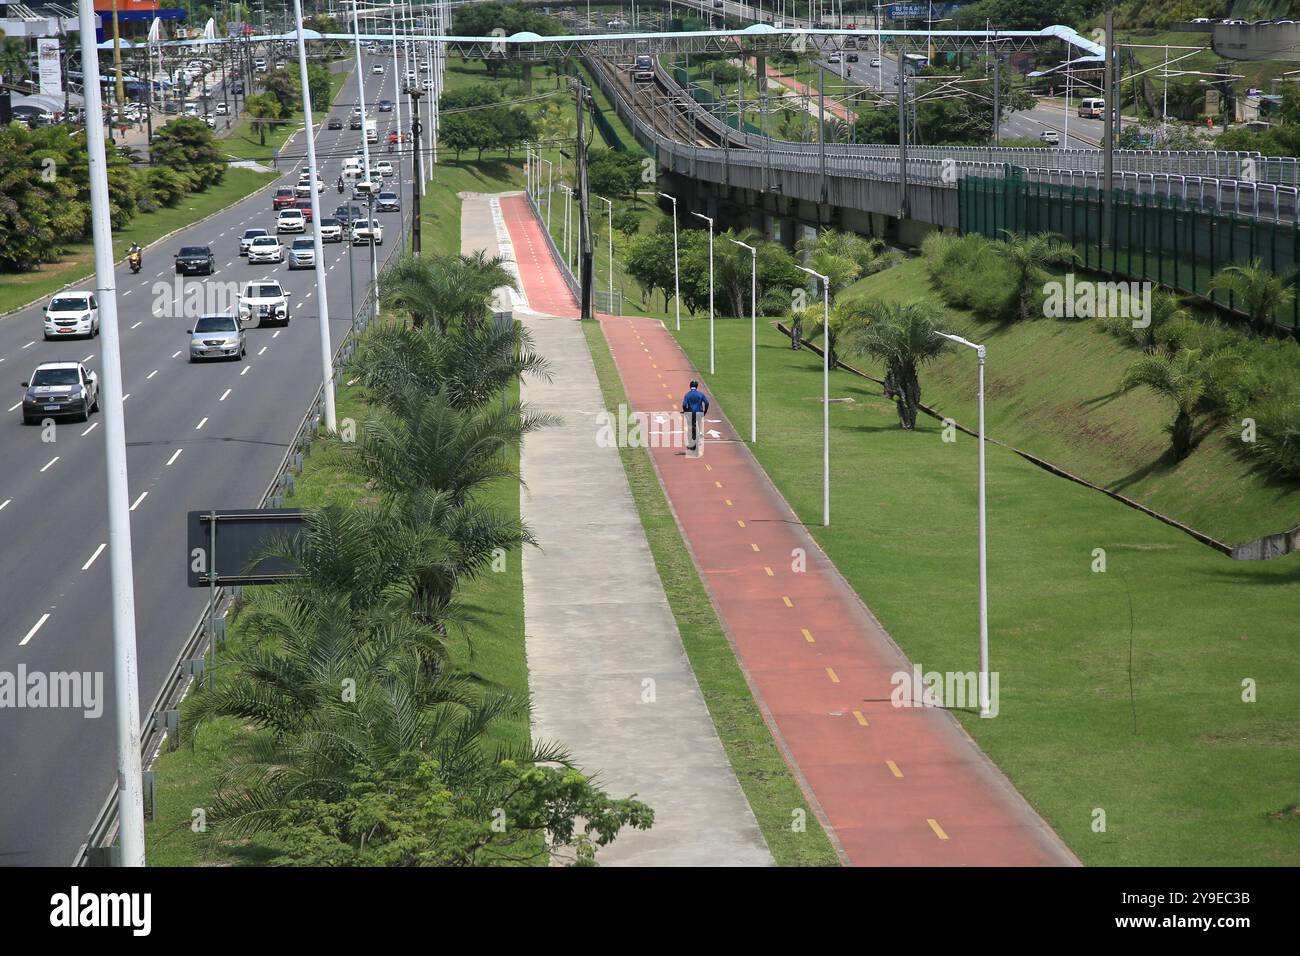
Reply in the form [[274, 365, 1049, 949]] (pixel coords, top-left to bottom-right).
[[231, 80, 245, 95], [174, 245, 215, 276], [377, 99, 393, 112], [349, 117, 363, 130], [846, 52, 859, 63], [375, 191, 400, 212], [333, 204, 365, 227], [327, 117, 343, 130]]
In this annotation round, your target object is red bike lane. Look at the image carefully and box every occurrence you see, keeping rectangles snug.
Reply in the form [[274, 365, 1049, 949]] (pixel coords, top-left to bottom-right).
[[500, 193, 1078, 866]]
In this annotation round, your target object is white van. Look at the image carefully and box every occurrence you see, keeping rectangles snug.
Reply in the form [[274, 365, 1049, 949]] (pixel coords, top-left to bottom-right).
[[341, 157, 363, 180], [1078, 97, 1105, 119], [365, 119, 378, 145]]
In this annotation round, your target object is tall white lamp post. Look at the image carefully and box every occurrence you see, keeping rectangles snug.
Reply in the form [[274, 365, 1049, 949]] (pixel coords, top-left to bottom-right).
[[658, 191, 680, 330], [729, 237, 757, 443], [797, 264, 830, 527], [935, 330, 991, 718], [595, 193, 614, 314], [690, 211, 714, 375]]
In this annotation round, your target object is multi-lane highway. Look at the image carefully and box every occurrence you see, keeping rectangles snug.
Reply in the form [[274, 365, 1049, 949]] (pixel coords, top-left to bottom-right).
[[0, 56, 414, 865]]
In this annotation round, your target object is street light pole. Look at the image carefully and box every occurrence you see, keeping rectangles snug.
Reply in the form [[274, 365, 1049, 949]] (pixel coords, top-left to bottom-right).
[[798, 265, 830, 527], [730, 237, 757, 443], [543, 158, 554, 231], [659, 191, 680, 330], [292, 0, 336, 432], [934, 330, 991, 718], [691, 211, 714, 375], [596, 194, 614, 314], [350, 0, 379, 318], [75, 0, 146, 867]]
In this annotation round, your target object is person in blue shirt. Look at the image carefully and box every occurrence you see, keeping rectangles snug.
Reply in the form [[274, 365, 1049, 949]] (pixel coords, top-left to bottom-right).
[[682, 380, 710, 449]]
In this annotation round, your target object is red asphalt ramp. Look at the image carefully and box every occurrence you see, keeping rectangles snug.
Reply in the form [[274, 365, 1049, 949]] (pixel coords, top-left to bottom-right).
[[502, 193, 1079, 867], [501, 193, 580, 318]]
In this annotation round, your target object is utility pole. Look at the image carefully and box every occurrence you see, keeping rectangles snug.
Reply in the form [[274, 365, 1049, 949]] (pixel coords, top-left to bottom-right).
[[1102, 9, 1114, 256], [992, 33, 1000, 147], [410, 86, 423, 254], [897, 40, 909, 221], [575, 80, 595, 319], [75, 0, 147, 868]]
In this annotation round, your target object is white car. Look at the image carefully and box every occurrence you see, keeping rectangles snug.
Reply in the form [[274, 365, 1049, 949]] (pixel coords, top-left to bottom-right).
[[247, 235, 285, 264], [318, 217, 343, 242], [351, 219, 384, 245], [240, 228, 269, 255], [373, 160, 394, 177], [21, 361, 99, 424], [1039, 129, 1061, 145], [870, 57, 882, 67], [372, 63, 384, 74], [43, 291, 100, 340], [277, 209, 306, 233], [239, 279, 291, 325]]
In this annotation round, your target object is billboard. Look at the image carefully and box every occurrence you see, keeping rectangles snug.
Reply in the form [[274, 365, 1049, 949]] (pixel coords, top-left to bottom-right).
[[38, 39, 62, 97]]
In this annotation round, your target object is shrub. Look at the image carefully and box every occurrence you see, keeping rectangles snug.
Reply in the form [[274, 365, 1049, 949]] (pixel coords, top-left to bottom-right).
[[920, 231, 1015, 319]]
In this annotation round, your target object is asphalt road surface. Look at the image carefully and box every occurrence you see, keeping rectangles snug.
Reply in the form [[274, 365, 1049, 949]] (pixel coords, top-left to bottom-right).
[[0, 55, 417, 866]]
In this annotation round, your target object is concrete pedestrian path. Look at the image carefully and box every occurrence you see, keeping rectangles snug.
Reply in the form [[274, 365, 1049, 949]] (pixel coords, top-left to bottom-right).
[[499, 192, 1080, 868], [465, 193, 773, 866]]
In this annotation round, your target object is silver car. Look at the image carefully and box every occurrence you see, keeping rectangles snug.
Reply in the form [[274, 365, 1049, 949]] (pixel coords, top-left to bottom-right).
[[188, 313, 246, 362], [288, 238, 316, 270]]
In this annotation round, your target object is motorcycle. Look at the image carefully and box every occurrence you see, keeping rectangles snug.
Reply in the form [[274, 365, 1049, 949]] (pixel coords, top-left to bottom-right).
[[337, 178, 345, 194], [128, 250, 142, 274]]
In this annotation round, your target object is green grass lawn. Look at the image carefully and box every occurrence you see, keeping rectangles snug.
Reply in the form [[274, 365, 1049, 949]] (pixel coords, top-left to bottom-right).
[[0, 168, 278, 316], [838, 259, 1299, 545], [582, 321, 841, 866], [420, 158, 525, 257], [665, 311, 1300, 867]]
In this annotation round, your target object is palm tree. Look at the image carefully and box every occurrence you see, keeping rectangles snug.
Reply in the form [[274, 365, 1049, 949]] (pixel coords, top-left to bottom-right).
[[840, 300, 951, 429], [353, 318, 549, 414], [1210, 259, 1297, 335], [998, 230, 1079, 321], [381, 252, 518, 332], [1134, 288, 1189, 353], [1120, 348, 1208, 460], [350, 391, 556, 504]]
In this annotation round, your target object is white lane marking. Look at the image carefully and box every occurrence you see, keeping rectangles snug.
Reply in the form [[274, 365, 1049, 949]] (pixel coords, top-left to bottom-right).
[[155, 271, 166, 278], [219, 388, 232, 401], [121, 393, 130, 402], [195, 417, 208, 430], [19, 613, 50, 646], [22, 341, 34, 349], [81, 422, 98, 437], [272, 330, 281, 339], [130, 321, 142, 330], [146, 369, 158, 380], [39, 456, 59, 472], [7, 402, 20, 412], [166, 449, 182, 466], [240, 366, 250, 376], [171, 350, 182, 359], [122, 289, 132, 297], [0, 498, 9, 512], [129, 491, 148, 511], [258, 346, 268, 356], [82, 542, 107, 571], [83, 354, 94, 362]]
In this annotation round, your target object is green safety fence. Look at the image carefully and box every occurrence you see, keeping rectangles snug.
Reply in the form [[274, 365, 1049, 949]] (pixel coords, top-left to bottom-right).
[[958, 173, 1300, 330]]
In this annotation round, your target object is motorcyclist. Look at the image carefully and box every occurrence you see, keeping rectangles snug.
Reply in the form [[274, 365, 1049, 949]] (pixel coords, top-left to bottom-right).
[[337, 175, 345, 193], [128, 242, 143, 272]]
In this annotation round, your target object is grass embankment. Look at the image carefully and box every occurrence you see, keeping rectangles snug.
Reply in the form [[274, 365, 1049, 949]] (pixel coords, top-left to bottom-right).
[[581, 321, 841, 866], [145, 362, 531, 866], [219, 68, 349, 165], [665, 309, 1300, 867], [838, 259, 1299, 544], [0, 168, 279, 317]]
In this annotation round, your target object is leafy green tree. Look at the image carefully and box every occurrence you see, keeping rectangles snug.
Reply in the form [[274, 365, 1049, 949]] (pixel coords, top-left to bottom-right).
[[380, 252, 518, 332], [268, 755, 654, 866], [841, 300, 952, 429], [1210, 259, 1297, 335], [998, 230, 1079, 320], [1120, 348, 1210, 459], [151, 116, 225, 188], [243, 92, 282, 147]]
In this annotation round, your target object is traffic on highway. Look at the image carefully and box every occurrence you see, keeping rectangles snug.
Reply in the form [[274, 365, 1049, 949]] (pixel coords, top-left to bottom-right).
[[0, 50, 413, 866]]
